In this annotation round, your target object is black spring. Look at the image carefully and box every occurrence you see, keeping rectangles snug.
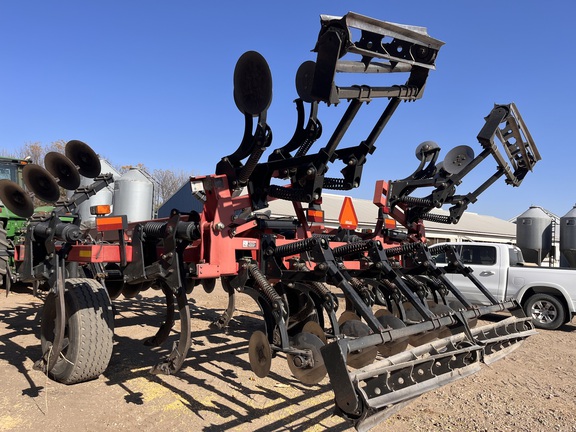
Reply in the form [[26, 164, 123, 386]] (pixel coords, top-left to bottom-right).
[[248, 264, 285, 310], [379, 279, 397, 292], [268, 185, 309, 202], [398, 196, 434, 206], [332, 240, 369, 258], [307, 280, 330, 298], [308, 281, 338, 312], [312, 233, 334, 242], [142, 221, 199, 241], [295, 137, 314, 158], [273, 237, 319, 258], [404, 274, 427, 291], [385, 242, 420, 258], [143, 221, 166, 238], [350, 277, 374, 305], [238, 145, 267, 184], [323, 177, 346, 190], [349, 277, 364, 291], [428, 244, 451, 255], [421, 212, 451, 224]]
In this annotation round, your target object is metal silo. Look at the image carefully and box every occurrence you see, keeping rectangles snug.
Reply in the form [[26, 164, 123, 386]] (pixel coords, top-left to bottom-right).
[[560, 205, 576, 268], [112, 168, 154, 223], [516, 206, 552, 265], [67, 158, 120, 227]]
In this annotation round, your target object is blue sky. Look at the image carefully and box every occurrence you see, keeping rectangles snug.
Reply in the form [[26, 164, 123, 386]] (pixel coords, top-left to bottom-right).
[[1, 1, 574, 221]]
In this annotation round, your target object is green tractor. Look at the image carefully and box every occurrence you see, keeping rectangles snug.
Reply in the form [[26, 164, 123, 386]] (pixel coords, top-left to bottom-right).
[[0, 156, 31, 289], [0, 144, 99, 292]]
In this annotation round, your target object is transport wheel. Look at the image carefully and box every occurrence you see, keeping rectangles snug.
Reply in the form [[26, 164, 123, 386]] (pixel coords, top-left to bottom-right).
[[40, 278, 114, 384], [524, 293, 565, 330]]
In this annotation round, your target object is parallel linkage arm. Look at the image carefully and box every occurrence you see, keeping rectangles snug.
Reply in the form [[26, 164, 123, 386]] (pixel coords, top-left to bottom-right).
[[382, 103, 541, 228], [243, 12, 444, 211]]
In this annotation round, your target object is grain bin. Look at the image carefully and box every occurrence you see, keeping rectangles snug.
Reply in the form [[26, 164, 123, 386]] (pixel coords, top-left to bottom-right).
[[111, 168, 153, 223], [516, 206, 552, 265], [560, 205, 576, 268]]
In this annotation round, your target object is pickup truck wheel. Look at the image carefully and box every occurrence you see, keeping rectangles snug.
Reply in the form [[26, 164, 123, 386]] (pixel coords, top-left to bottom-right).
[[524, 293, 565, 330]]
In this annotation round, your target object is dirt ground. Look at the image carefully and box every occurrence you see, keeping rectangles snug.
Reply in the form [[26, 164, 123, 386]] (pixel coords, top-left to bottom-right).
[[1, 283, 576, 432]]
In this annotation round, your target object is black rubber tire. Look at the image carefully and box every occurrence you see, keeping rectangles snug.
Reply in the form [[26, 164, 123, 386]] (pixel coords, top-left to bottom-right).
[[523, 293, 565, 330], [40, 278, 114, 384]]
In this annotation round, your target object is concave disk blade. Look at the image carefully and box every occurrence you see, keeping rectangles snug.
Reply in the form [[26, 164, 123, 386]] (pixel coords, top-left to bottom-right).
[[375, 309, 409, 357], [337, 311, 360, 326], [287, 332, 326, 385], [339, 318, 378, 369], [249, 330, 272, 379], [302, 321, 327, 345]]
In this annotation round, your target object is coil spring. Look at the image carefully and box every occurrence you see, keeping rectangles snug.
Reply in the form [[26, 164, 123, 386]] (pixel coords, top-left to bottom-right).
[[385, 242, 420, 258], [289, 261, 338, 310], [332, 240, 370, 258], [238, 145, 267, 184], [308, 280, 330, 298], [273, 237, 319, 258], [428, 244, 451, 255], [268, 185, 309, 202], [421, 212, 451, 224], [349, 277, 364, 291], [429, 276, 449, 297], [350, 277, 374, 305], [404, 274, 427, 291], [247, 264, 287, 317], [312, 233, 334, 242], [397, 196, 434, 206], [295, 138, 314, 158], [143, 221, 166, 238], [308, 281, 339, 312], [379, 279, 397, 292], [142, 221, 199, 241], [323, 177, 346, 190]]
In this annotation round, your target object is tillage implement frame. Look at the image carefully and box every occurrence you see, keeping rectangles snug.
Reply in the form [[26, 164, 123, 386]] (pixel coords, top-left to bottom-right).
[[0, 11, 541, 430]]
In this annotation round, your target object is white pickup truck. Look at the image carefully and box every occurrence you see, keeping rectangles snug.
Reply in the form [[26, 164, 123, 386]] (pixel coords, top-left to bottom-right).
[[432, 242, 576, 330]]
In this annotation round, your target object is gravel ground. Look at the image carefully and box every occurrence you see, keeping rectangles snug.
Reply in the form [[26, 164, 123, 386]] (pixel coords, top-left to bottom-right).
[[1, 284, 576, 432]]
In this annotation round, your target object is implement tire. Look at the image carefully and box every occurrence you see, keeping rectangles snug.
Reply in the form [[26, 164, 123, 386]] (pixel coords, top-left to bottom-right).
[[40, 278, 114, 384]]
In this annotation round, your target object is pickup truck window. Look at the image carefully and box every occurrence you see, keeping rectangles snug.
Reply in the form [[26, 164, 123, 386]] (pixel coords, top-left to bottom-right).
[[460, 245, 496, 266], [432, 251, 447, 264], [509, 247, 524, 266]]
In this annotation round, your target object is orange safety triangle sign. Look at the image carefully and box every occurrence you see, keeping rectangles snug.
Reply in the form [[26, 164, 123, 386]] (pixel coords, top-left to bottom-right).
[[339, 196, 358, 230]]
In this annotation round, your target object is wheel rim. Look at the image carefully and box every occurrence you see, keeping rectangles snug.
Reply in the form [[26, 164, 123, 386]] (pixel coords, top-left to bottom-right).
[[530, 300, 558, 323]]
